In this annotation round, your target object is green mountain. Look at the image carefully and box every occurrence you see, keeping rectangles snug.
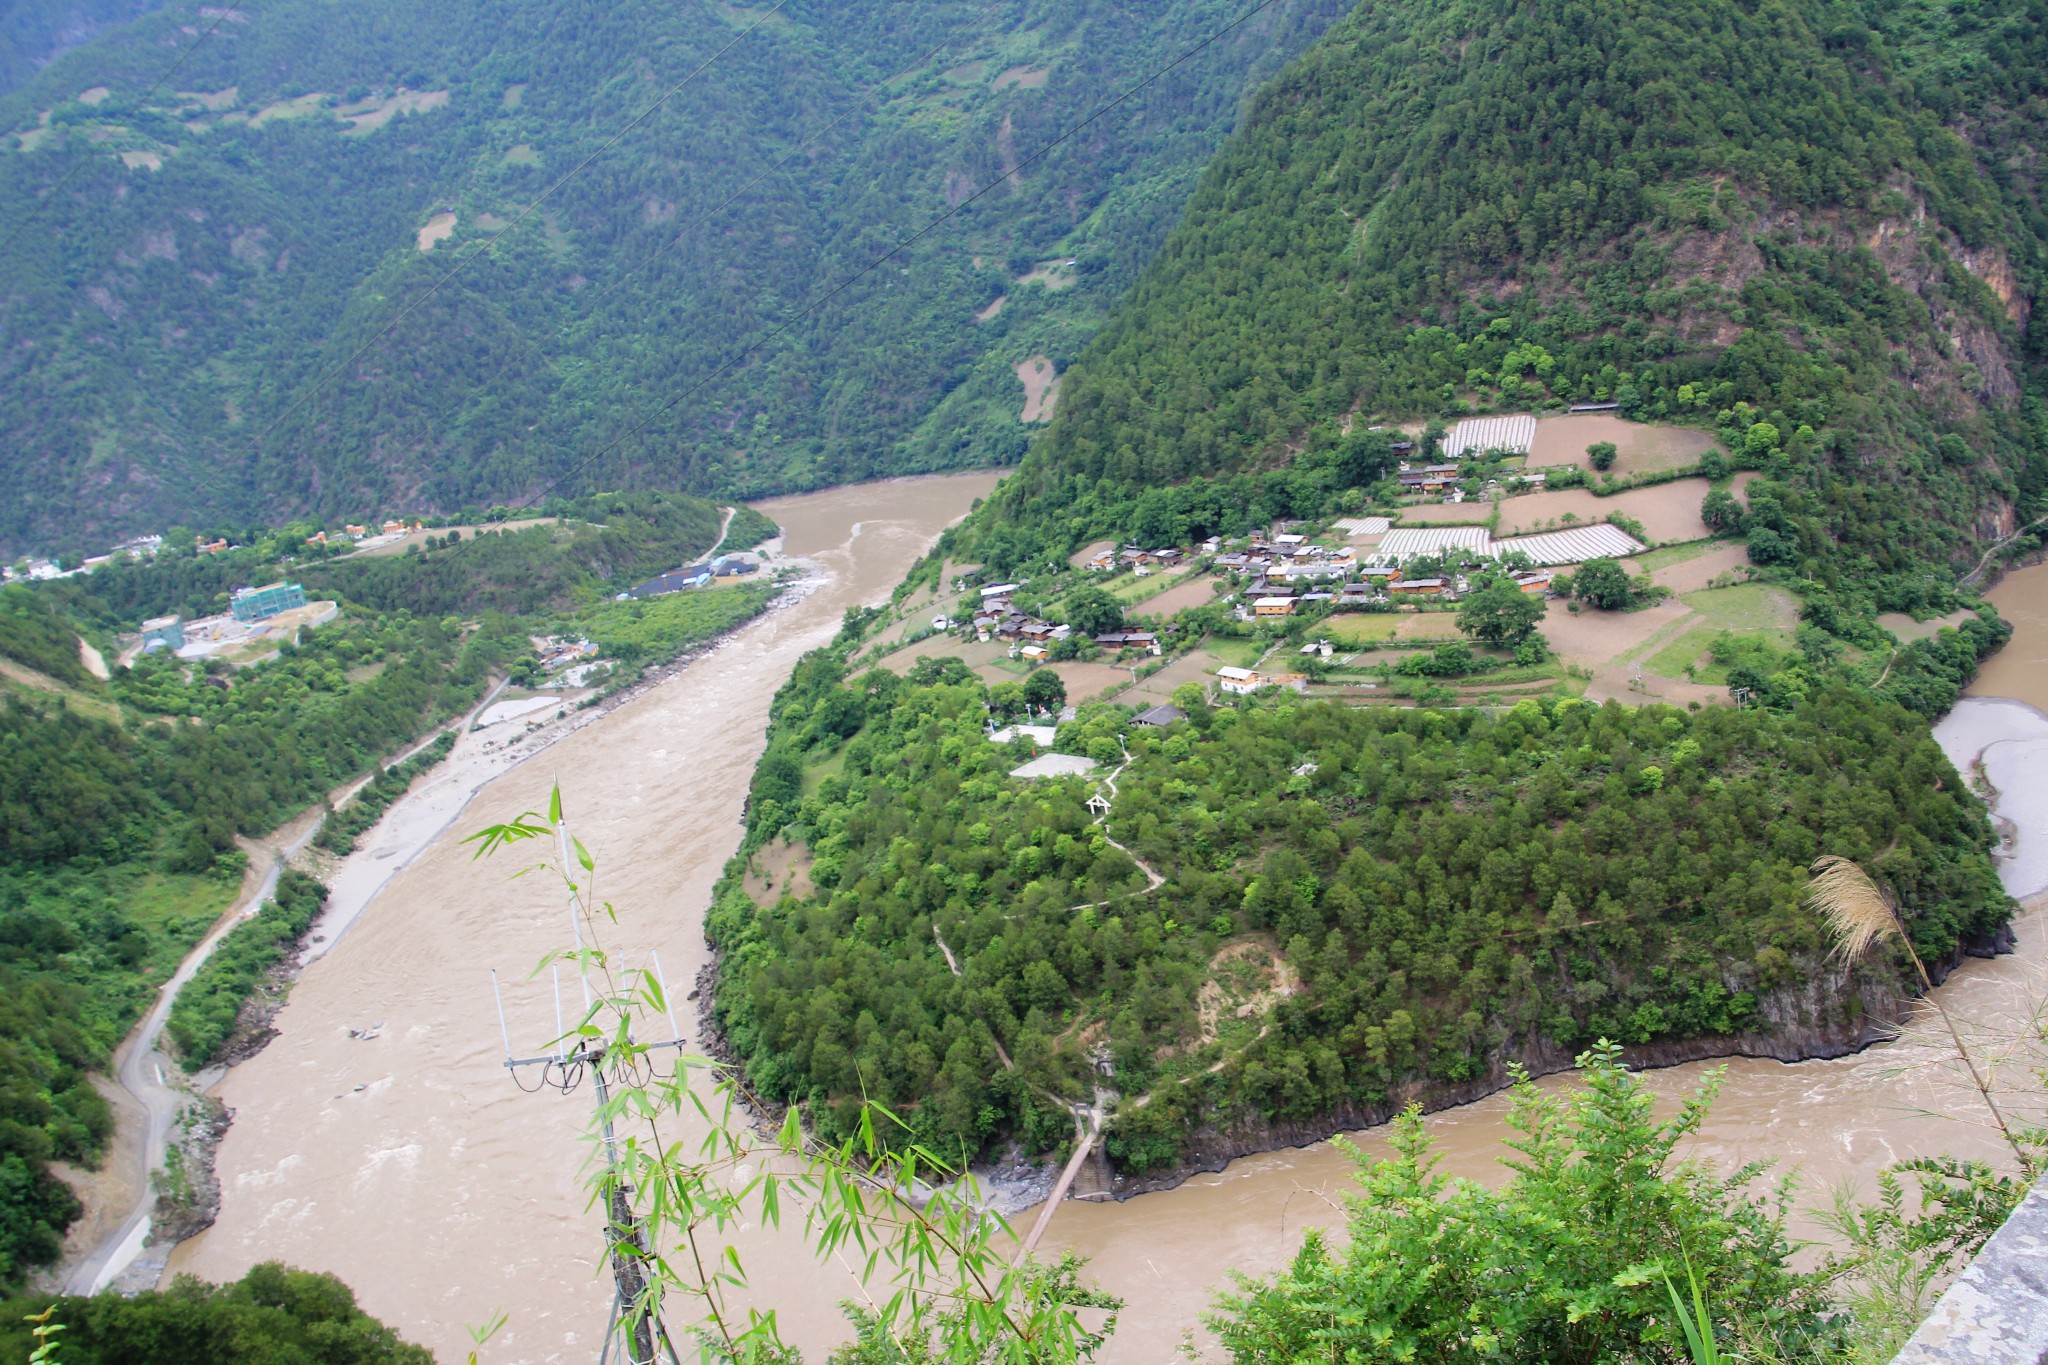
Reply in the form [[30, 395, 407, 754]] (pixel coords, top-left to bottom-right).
[[0, 0, 1352, 555], [984, 0, 2045, 580], [704, 0, 2043, 1181]]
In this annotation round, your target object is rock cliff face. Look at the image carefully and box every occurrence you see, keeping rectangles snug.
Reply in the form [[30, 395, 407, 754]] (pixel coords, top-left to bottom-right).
[[1103, 927, 2016, 1199]]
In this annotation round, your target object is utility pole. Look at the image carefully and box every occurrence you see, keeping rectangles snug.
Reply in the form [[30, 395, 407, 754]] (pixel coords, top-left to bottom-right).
[[490, 817, 688, 1364]]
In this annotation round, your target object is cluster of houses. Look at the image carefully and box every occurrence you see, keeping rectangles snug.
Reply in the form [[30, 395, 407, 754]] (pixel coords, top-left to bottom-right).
[[531, 635, 600, 671], [5, 532, 166, 583], [967, 582, 1161, 660], [304, 519, 423, 549], [1082, 545, 1192, 575]]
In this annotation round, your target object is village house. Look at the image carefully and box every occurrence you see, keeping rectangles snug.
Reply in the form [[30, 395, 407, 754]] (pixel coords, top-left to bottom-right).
[[1084, 550, 1116, 572], [1216, 666, 1264, 695], [1390, 576, 1448, 598], [196, 537, 229, 555], [1338, 582, 1381, 606], [1514, 571, 1554, 595], [1094, 629, 1160, 655], [1130, 704, 1185, 728], [1397, 463, 1462, 493], [1253, 596, 1297, 616]]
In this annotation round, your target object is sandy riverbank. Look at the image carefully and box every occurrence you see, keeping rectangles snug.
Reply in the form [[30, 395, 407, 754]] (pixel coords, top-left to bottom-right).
[[166, 472, 1004, 1364]]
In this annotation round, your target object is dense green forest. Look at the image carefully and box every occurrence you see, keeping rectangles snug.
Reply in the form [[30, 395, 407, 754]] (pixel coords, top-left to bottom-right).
[[959, 0, 2046, 584], [0, 0, 1355, 553], [0, 1262, 432, 1363], [709, 652, 2011, 1168]]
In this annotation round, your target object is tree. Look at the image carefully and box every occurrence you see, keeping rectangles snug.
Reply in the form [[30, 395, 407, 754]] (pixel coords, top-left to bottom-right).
[[1064, 586, 1125, 636], [1210, 1046, 1829, 1363], [1702, 488, 1744, 535], [1573, 558, 1635, 610], [1022, 669, 1067, 715], [1746, 526, 1797, 566], [1456, 582, 1545, 647], [1586, 441, 1618, 471]]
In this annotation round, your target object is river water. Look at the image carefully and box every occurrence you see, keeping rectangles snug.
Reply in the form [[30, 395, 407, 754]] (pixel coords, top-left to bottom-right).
[[171, 536, 2046, 1364], [169, 472, 1004, 1363]]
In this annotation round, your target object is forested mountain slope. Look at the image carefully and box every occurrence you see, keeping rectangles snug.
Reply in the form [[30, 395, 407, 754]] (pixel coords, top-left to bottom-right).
[[988, 0, 2047, 580], [0, 0, 1351, 554]]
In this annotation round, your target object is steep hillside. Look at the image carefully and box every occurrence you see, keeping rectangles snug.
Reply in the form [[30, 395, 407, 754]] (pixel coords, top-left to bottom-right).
[[0, 0, 1351, 554], [991, 0, 2046, 580]]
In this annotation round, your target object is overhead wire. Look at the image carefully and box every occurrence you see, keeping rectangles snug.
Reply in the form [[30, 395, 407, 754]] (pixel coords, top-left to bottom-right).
[[510, 0, 1292, 510], [0, 2, 247, 257]]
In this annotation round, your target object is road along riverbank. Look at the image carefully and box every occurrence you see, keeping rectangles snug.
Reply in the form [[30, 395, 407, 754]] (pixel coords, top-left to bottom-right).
[[167, 472, 1003, 1365]]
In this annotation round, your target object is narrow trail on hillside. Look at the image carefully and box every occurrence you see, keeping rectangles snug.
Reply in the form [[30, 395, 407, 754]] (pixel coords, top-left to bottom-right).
[[1069, 752, 1165, 911]]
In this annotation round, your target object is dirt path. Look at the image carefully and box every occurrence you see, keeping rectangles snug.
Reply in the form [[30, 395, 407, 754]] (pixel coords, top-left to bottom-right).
[[1070, 754, 1164, 910]]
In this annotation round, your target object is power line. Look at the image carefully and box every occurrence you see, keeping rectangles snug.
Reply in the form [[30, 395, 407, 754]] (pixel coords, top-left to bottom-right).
[[233, 0, 794, 463], [513, 0, 1292, 510], [0, 2, 246, 257]]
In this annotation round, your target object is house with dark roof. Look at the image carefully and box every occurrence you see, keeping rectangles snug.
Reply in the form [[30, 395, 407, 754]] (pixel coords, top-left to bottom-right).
[[1131, 704, 1186, 727]]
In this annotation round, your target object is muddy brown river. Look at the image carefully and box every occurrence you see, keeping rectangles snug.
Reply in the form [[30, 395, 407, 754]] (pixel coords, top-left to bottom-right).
[[173, 535, 2048, 1364]]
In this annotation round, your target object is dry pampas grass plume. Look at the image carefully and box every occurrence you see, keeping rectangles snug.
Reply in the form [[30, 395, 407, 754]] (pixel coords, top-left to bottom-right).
[[1807, 854, 1903, 964], [1805, 854, 2025, 1164]]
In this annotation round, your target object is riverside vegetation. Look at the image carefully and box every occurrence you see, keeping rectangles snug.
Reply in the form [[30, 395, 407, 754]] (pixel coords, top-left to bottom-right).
[[0, 490, 771, 1287]]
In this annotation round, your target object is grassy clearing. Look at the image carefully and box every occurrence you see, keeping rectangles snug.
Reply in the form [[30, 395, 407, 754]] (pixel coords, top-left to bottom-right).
[[1323, 614, 1403, 645], [1646, 626, 1729, 680], [1202, 636, 1268, 669], [1680, 582, 1799, 636], [1632, 540, 1718, 573]]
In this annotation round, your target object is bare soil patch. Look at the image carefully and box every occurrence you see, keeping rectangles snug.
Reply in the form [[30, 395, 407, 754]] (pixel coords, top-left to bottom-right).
[[120, 149, 163, 170], [78, 639, 110, 680], [1133, 576, 1224, 618], [341, 88, 450, 135], [416, 211, 457, 251], [178, 87, 239, 112], [1047, 660, 1133, 703], [79, 86, 112, 105], [993, 66, 1050, 90], [1527, 414, 1720, 477], [1068, 539, 1116, 569], [1017, 355, 1059, 423], [500, 142, 540, 167], [249, 92, 328, 128], [501, 83, 525, 108], [1542, 600, 1693, 670], [743, 836, 814, 904], [1393, 501, 1492, 525], [1497, 475, 1754, 543], [1018, 261, 1078, 291], [1879, 607, 1978, 643], [1120, 651, 1216, 706], [1197, 938, 1299, 1046], [1643, 541, 1750, 593], [975, 294, 1007, 322]]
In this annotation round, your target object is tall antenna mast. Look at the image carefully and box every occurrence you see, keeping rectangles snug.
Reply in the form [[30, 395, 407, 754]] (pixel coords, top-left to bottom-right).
[[491, 811, 689, 1365]]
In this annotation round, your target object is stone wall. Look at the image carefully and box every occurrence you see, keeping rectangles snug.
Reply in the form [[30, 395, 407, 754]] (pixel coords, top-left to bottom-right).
[[1895, 1178, 2048, 1363]]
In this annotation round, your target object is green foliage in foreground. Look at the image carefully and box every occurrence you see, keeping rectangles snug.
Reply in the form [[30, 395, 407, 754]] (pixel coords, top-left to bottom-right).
[[0, 588, 98, 687], [0, 1262, 432, 1364], [1213, 1044, 1835, 1363], [166, 870, 329, 1072], [711, 653, 2010, 1168]]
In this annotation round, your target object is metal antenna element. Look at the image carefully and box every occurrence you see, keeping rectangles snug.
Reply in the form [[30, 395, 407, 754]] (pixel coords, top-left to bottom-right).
[[492, 811, 689, 1365]]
